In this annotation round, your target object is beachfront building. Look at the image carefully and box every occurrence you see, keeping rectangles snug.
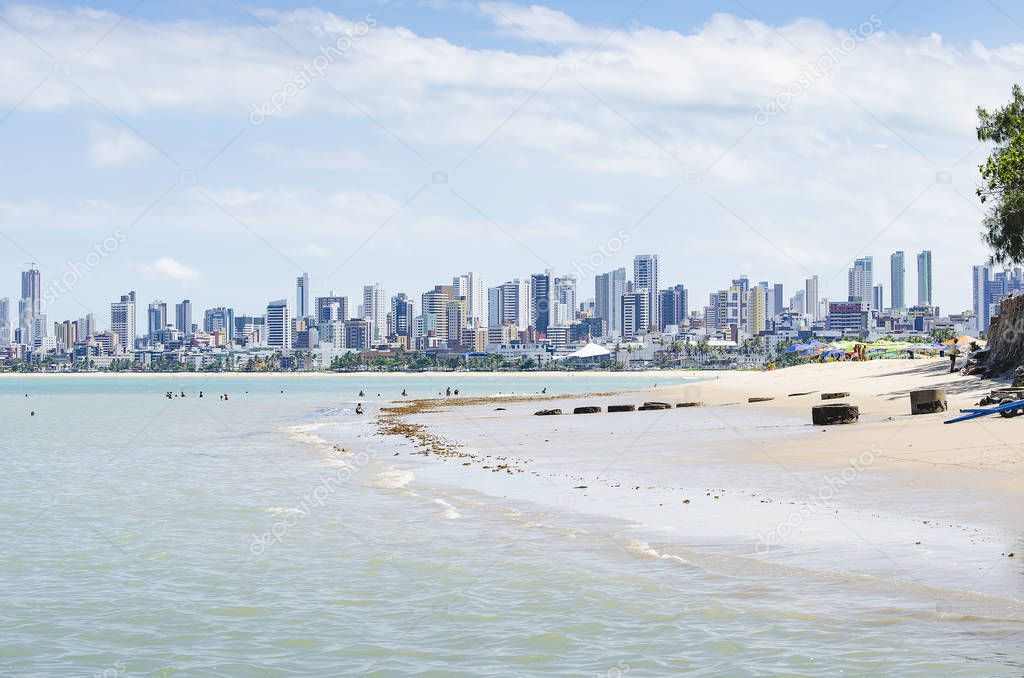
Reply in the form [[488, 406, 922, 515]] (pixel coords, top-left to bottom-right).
[[530, 270, 555, 335], [891, 251, 906, 311], [917, 250, 933, 306], [265, 299, 292, 350], [110, 291, 137, 353], [848, 257, 873, 307], [343, 319, 370, 350], [595, 268, 627, 338], [390, 293, 414, 339], [633, 255, 660, 331], [488, 279, 531, 332], [660, 285, 688, 331], [422, 285, 455, 342], [204, 307, 235, 341], [747, 286, 767, 336], [147, 301, 167, 342], [174, 299, 193, 335], [553, 275, 577, 327], [0, 296, 9, 347], [805, 275, 821, 321], [363, 283, 387, 342], [826, 301, 869, 333], [453, 272, 485, 327], [621, 292, 649, 342], [296, 272, 310, 319]]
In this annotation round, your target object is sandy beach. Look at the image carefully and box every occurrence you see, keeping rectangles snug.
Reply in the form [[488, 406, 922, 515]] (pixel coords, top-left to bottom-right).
[[374, 359, 1024, 615]]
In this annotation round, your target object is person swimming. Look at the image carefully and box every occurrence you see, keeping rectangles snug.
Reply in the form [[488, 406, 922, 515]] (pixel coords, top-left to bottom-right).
[[355, 403, 364, 415]]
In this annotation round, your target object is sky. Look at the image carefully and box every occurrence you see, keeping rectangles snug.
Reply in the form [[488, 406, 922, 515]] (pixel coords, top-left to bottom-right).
[[2, 0, 1024, 326]]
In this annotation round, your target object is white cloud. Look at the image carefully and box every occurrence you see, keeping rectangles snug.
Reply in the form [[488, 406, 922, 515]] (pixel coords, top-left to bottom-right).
[[0, 3, 1017, 311], [144, 257, 200, 281], [86, 124, 153, 167]]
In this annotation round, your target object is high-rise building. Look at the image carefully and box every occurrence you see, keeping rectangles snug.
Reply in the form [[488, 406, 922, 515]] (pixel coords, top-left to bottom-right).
[[633, 255, 660, 331], [872, 285, 884, 313], [204, 307, 235, 340], [147, 301, 167, 340], [296, 272, 310, 318], [890, 251, 906, 311], [772, 283, 784, 316], [747, 285, 767, 336], [266, 299, 292, 349], [422, 285, 455, 341], [973, 264, 991, 332], [848, 257, 873, 306], [343, 319, 370, 350], [659, 285, 688, 330], [790, 289, 805, 315], [917, 250, 933, 306], [453, 273, 485, 327], [110, 291, 137, 353], [315, 294, 349, 324], [620, 292, 649, 341], [594, 268, 627, 338], [175, 299, 193, 335], [391, 293, 414, 338], [530, 270, 555, 335], [19, 266, 41, 344], [805, 275, 820, 321], [0, 297, 9, 347], [363, 283, 387, 342], [76, 313, 95, 341], [553, 275, 577, 327], [488, 279, 531, 332]]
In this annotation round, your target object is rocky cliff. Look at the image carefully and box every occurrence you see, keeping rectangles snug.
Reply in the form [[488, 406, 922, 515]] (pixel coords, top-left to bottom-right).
[[985, 293, 1024, 375]]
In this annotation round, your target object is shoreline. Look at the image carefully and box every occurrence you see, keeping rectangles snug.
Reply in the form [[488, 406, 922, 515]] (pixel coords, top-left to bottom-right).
[[0, 369, 691, 379], [364, 359, 1024, 607]]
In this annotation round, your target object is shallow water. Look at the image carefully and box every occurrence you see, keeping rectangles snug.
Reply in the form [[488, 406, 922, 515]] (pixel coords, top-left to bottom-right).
[[2, 374, 1022, 676]]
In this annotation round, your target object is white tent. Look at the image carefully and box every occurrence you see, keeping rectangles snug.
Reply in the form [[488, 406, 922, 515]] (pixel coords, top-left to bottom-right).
[[555, 342, 613, 360]]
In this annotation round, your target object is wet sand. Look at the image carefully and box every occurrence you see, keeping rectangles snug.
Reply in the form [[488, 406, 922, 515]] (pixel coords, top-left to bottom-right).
[[371, 360, 1024, 612]]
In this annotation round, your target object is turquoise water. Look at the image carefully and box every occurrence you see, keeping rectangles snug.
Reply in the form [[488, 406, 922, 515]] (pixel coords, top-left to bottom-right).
[[1, 374, 1022, 676]]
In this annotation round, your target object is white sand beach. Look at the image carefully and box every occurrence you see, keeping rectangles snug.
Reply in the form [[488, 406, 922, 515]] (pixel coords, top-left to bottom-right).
[[376, 359, 1024, 614]]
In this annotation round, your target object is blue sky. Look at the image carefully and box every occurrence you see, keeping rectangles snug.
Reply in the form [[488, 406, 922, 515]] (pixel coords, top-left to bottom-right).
[[1, 0, 1022, 325]]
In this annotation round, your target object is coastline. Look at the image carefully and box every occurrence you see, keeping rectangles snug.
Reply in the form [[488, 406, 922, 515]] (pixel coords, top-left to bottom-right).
[[364, 359, 1024, 610], [0, 369, 690, 379]]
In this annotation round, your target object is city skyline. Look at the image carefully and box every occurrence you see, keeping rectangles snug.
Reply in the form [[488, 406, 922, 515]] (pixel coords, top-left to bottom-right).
[[0, 1, 1016, 323]]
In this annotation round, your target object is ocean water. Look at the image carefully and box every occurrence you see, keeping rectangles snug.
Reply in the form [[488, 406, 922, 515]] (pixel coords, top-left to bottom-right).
[[1, 374, 1022, 676]]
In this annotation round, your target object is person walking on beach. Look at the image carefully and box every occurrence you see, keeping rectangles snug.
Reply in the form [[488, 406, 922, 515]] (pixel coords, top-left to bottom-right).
[[949, 342, 959, 373]]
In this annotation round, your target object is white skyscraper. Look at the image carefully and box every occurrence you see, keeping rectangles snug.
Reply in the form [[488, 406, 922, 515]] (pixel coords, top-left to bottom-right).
[[266, 299, 292, 349], [19, 267, 41, 345], [0, 297, 9, 347], [453, 272, 486, 326], [488, 279, 531, 331], [296, 272, 310, 319], [595, 268, 627, 337], [847, 257, 873, 307], [110, 291, 137, 353], [917, 250, 933, 306], [973, 264, 991, 332], [633, 255, 660, 331], [363, 283, 387, 341], [805, 275, 820, 321]]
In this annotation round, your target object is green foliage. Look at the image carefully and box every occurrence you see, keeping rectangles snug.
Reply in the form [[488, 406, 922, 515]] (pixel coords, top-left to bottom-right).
[[977, 84, 1024, 263]]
